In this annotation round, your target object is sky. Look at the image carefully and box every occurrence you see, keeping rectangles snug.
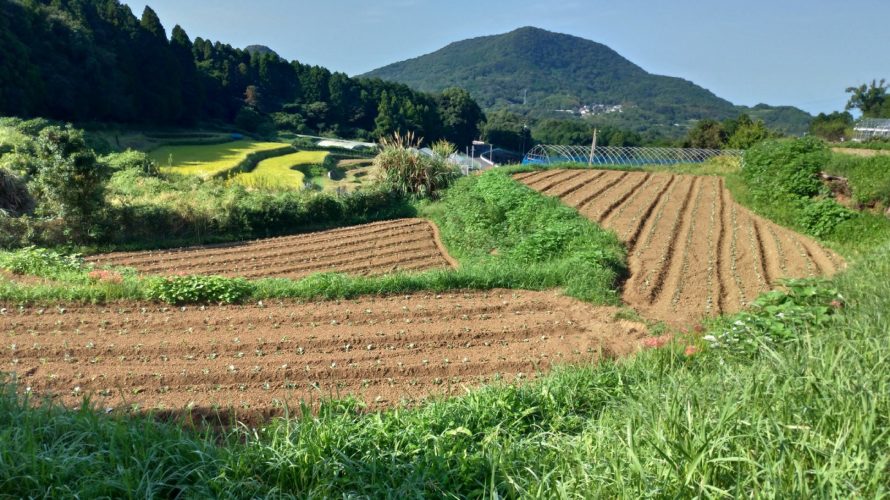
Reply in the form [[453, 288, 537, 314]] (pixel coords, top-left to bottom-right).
[[125, 0, 889, 115]]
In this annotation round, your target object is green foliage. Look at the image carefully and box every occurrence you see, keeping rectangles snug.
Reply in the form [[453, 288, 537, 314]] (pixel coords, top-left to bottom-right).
[[373, 132, 460, 199], [742, 137, 827, 199], [101, 150, 159, 177], [145, 275, 253, 304], [429, 169, 626, 302], [0, 246, 83, 278], [481, 110, 532, 152], [796, 198, 855, 238], [362, 26, 812, 136], [0, 167, 32, 215], [0, 2, 482, 142], [437, 87, 484, 147], [29, 126, 109, 240], [823, 153, 890, 208], [846, 79, 889, 118], [809, 111, 853, 141], [704, 279, 840, 358]]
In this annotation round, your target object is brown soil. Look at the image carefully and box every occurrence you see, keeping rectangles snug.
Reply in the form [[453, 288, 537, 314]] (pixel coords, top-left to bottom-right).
[[85, 219, 456, 279], [516, 170, 845, 325], [0, 290, 646, 419]]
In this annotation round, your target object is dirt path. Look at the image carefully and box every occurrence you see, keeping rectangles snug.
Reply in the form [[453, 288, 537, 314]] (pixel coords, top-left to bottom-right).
[[517, 170, 845, 325], [0, 290, 646, 418], [86, 219, 456, 279]]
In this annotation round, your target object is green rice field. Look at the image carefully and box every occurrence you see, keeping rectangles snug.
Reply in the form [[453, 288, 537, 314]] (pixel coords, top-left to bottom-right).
[[232, 150, 329, 189], [151, 141, 291, 178]]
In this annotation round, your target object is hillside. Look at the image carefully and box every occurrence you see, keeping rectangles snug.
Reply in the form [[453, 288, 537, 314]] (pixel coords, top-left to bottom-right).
[[363, 27, 811, 135], [0, 0, 483, 145]]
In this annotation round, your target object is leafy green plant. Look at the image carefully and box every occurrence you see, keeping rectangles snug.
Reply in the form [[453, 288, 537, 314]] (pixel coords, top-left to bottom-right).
[[145, 275, 253, 304], [742, 137, 828, 199], [0, 247, 85, 278], [795, 198, 854, 238], [703, 279, 840, 358]]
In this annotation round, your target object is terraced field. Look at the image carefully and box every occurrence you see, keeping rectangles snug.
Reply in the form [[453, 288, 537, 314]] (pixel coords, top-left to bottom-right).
[[87, 219, 456, 279], [2, 290, 646, 416], [516, 169, 844, 324], [231, 150, 328, 189], [151, 141, 292, 178]]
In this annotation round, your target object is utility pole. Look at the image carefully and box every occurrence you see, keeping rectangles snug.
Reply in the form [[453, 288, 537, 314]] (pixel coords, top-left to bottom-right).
[[588, 128, 598, 167], [489, 143, 493, 167]]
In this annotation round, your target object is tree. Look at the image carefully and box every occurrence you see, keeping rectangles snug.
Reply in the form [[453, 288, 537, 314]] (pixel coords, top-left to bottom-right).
[[139, 6, 166, 40], [30, 126, 109, 240], [482, 110, 532, 152], [846, 79, 888, 118], [437, 87, 484, 147], [685, 119, 727, 149], [726, 118, 774, 149], [244, 85, 262, 110], [809, 112, 853, 142]]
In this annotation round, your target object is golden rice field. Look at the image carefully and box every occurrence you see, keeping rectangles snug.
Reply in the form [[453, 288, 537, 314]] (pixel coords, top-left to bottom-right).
[[151, 141, 291, 178], [232, 150, 329, 189]]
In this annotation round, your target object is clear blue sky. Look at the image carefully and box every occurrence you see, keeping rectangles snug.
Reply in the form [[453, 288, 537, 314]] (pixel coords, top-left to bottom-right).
[[125, 0, 889, 115]]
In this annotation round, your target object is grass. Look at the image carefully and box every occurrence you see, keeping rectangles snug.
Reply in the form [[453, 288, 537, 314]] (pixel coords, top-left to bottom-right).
[[0, 170, 626, 306], [151, 140, 292, 178], [1, 241, 887, 496], [823, 152, 890, 208], [231, 150, 328, 190]]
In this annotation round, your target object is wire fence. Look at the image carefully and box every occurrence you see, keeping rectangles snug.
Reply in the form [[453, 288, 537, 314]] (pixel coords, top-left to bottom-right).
[[523, 144, 743, 167]]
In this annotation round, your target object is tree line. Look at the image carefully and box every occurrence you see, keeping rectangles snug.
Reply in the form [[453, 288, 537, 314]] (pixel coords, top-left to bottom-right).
[[0, 0, 483, 146]]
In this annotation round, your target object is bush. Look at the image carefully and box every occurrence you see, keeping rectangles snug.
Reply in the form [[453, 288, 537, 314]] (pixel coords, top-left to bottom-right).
[[373, 132, 459, 199], [145, 275, 253, 304], [29, 125, 109, 240], [742, 137, 828, 199], [102, 150, 159, 177], [795, 198, 854, 238], [823, 153, 890, 208], [0, 168, 33, 215]]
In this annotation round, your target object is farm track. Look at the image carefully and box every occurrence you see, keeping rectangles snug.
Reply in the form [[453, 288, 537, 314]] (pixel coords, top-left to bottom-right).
[[517, 170, 845, 324], [86, 219, 456, 279], [0, 290, 646, 418]]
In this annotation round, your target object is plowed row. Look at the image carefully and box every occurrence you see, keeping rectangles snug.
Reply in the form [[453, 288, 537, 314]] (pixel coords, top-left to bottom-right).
[[86, 218, 457, 279], [516, 169, 844, 324], [1, 290, 646, 418]]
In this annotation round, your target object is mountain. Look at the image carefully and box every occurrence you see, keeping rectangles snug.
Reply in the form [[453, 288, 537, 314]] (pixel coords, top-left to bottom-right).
[[362, 27, 811, 135], [244, 45, 280, 58]]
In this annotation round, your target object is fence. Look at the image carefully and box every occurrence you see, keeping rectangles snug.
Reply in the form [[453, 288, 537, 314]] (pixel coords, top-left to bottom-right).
[[523, 144, 743, 167]]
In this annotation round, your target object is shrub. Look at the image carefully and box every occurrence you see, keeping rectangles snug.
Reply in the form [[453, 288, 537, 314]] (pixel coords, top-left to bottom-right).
[[742, 137, 828, 199], [102, 150, 159, 177], [373, 132, 459, 199], [145, 275, 253, 304], [29, 125, 109, 240], [796, 198, 854, 238], [0, 168, 33, 215]]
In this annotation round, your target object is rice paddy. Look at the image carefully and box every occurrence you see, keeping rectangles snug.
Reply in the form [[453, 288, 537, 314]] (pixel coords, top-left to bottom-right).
[[232, 150, 329, 189], [151, 141, 292, 178]]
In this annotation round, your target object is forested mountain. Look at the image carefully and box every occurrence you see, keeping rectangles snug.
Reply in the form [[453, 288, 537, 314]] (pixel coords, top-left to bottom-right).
[[363, 27, 811, 135], [0, 0, 483, 145]]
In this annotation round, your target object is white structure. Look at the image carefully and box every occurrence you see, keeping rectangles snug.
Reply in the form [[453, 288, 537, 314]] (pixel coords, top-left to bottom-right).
[[524, 144, 742, 167], [853, 119, 890, 142]]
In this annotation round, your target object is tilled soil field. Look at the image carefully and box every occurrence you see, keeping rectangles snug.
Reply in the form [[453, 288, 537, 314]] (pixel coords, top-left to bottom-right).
[[1, 290, 646, 419], [516, 169, 845, 324], [86, 218, 457, 279]]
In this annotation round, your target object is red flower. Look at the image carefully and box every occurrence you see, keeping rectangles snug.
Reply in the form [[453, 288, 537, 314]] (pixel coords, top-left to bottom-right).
[[684, 345, 699, 356], [641, 335, 672, 349]]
